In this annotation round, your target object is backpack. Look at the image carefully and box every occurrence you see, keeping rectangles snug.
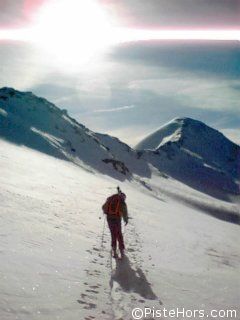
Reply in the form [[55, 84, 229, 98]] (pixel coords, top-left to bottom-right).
[[102, 194, 121, 216]]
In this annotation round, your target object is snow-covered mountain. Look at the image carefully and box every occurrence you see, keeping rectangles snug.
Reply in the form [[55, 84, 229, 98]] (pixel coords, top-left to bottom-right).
[[0, 87, 149, 180], [135, 118, 240, 199], [0, 87, 239, 200]]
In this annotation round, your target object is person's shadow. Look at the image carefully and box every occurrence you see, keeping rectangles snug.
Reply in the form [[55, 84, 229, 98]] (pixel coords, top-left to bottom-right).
[[110, 255, 161, 302]]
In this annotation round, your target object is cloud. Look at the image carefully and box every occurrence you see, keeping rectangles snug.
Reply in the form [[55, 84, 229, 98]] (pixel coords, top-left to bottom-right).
[[111, 41, 240, 79], [105, 125, 151, 147], [0, 0, 48, 27], [100, 0, 240, 28], [128, 76, 240, 112], [0, 41, 53, 89], [76, 84, 240, 144], [93, 105, 136, 113], [1, 1, 239, 29], [28, 70, 114, 112], [0, 1, 24, 27], [221, 129, 240, 146]]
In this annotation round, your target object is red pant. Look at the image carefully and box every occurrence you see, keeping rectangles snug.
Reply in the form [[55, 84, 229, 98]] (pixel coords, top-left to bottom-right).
[[107, 219, 125, 251]]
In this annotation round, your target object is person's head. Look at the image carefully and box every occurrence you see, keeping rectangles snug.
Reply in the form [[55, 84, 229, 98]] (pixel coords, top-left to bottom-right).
[[119, 192, 126, 201]]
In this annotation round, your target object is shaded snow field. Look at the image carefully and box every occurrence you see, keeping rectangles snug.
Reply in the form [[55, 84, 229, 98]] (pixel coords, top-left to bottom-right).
[[0, 139, 239, 320]]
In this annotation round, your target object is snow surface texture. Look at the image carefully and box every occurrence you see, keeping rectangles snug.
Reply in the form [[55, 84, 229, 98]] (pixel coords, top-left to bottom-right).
[[136, 118, 240, 200], [0, 88, 240, 319], [1, 140, 240, 320]]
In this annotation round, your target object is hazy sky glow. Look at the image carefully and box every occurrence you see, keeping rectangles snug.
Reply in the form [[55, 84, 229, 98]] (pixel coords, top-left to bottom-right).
[[0, 0, 239, 145]]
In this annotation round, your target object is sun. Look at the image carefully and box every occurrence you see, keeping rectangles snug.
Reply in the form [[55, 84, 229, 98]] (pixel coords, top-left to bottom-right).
[[32, 0, 116, 68], [0, 0, 239, 71]]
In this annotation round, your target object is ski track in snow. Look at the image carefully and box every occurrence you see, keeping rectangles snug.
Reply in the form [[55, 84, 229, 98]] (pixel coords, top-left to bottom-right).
[[78, 219, 162, 320]]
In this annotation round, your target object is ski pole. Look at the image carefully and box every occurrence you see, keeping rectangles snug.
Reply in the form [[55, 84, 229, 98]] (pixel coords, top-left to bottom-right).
[[101, 215, 106, 249]]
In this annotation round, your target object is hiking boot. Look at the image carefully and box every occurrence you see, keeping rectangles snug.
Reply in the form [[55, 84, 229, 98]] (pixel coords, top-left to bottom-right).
[[120, 249, 125, 259], [112, 248, 118, 259]]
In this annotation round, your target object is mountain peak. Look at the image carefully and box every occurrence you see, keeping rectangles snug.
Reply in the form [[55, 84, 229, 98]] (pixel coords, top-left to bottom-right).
[[135, 117, 185, 151], [135, 117, 229, 151], [135, 117, 239, 197], [0, 86, 33, 97]]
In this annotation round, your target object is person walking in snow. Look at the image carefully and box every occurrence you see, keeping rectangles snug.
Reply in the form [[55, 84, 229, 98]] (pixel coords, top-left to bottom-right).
[[102, 187, 128, 259]]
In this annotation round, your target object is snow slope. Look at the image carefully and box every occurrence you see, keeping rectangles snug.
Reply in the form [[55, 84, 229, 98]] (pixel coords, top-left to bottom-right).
[[0, 139, 239, 320], [135, 118, 240, 199], [95, 132, 151, 178], [0, 88, 240, 319], [0, 87, 148, 180]]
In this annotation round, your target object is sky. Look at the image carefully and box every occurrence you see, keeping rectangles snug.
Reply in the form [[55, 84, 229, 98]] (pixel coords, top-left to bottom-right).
[[0, 0, 239, 146]]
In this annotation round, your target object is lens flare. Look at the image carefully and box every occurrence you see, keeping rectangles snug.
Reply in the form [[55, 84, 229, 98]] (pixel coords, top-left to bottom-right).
[[31, 0, 116, 66], [0, 0, 239, 69]]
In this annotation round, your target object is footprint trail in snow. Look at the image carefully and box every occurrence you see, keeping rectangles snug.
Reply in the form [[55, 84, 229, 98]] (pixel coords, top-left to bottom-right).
[[78, 219, 161, 320]]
